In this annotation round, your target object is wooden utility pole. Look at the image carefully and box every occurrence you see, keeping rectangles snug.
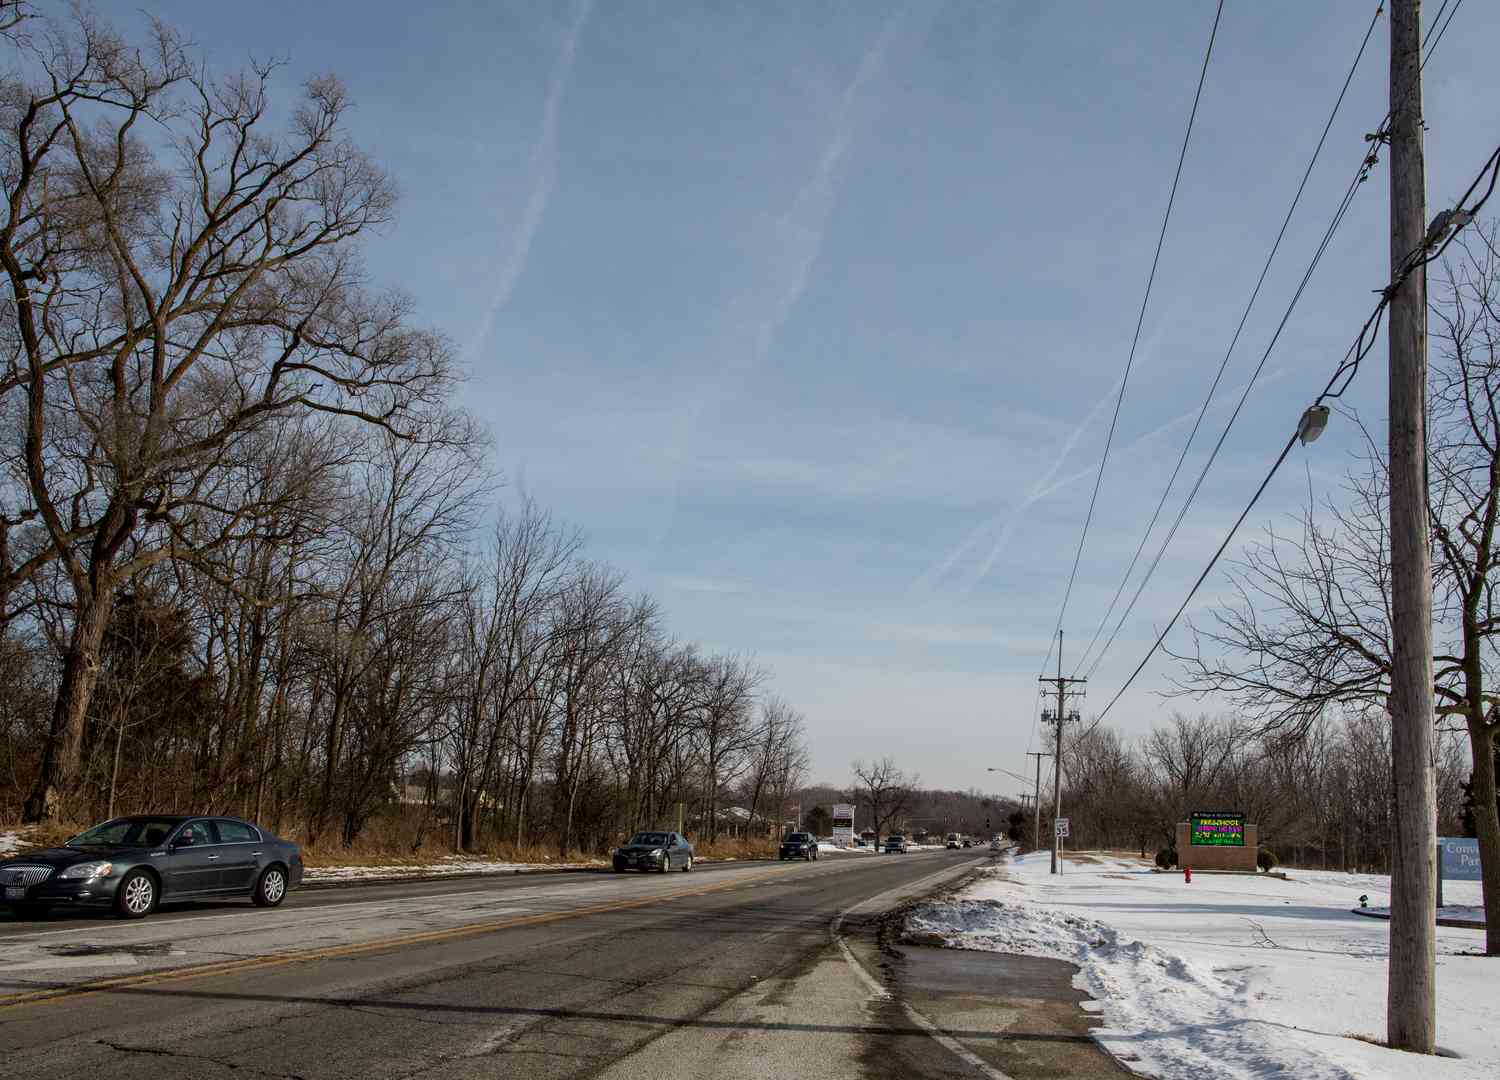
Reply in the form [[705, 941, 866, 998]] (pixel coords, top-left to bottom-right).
[[1026, 750, 1049, 853], [1387, 0, 1438, 1053], [1039, 630, 1084, 875]]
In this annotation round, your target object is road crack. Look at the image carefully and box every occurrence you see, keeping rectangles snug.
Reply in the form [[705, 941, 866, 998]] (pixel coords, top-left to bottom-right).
[[97, 1039, 309, 1080]]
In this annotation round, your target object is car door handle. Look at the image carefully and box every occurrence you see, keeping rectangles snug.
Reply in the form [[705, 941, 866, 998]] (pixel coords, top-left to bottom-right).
[[206, 854, 220, 861], [251, 851, 262, 857]]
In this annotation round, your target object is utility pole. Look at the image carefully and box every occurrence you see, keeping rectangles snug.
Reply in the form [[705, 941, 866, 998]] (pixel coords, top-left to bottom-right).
[[1039, 630, 1084, 875], [1386, 0, 1437, 1053], [1026, 750, 1049, 854]]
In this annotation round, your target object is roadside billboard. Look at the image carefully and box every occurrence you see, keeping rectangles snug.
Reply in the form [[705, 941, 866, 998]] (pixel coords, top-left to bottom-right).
[[832, 804, 855, 848]]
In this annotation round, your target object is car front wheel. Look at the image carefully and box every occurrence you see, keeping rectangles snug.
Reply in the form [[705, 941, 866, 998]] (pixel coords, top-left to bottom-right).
[[681, 855, 692, 872], [115, 869, 157, 919], [253, 866, 288, 908]]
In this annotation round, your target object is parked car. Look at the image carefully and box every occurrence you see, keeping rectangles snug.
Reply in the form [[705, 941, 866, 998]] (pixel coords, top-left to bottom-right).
[[884, 834, 909, 854], [779, 832, 819, 861], [0, 814, 303, 920], [989, 836, 1004, 852], [945, 833, 960, 849], [612, 831, 694, 873]]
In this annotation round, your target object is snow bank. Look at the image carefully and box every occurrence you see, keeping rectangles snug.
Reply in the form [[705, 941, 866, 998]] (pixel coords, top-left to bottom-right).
[[0, 829, 22, 858], [304, 856, 605, 882], [908, 852, 1496, 1080]]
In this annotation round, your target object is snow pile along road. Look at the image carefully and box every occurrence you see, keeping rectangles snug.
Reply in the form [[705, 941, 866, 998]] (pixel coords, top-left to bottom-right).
[[304, 856, 605, 882], [907, 852, 1495, 1080], [0, 829, 23, 858]]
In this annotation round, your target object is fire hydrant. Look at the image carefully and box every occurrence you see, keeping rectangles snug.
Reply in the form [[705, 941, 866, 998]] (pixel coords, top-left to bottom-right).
[[1184, 866, 1192, 884]]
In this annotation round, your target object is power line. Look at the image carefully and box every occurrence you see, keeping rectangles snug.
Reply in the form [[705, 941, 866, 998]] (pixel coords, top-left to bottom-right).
[[1076, 0, 1468, 682], [1071, 4, 1385, 679], [1094, 142, 1500, 723], [1040, 0, 1225, 667]]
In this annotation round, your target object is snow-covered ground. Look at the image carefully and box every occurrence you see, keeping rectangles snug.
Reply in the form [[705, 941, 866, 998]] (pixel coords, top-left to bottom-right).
[[818, 842, 875, 854], [303, 855, 606, 882], [0, 829, 23, 858], [907, 851, 1494, 1080]]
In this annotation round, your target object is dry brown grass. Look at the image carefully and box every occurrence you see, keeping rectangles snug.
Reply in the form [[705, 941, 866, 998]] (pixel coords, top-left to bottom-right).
[[690, 837, 778, 861], [10, 821, 86, 852]]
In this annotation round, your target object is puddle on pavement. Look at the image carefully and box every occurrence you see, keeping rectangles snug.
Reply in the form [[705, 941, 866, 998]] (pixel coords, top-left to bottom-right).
[[43, 942, 181, 958]]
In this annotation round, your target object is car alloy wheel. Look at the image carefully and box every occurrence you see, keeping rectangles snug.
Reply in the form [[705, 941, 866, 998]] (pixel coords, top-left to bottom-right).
[[254, 866, 287, 907], [117, 870, 156, 919], [682, 855, 692, 872]]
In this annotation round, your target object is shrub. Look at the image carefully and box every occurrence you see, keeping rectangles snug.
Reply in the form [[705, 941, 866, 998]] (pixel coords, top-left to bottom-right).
[[1257, 846, 1279, 872], [1155, 847, 1178, 869]]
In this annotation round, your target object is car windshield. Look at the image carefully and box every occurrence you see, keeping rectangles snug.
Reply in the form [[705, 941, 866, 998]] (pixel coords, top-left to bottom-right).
[[787, 833, 810, 842], [889, 835, 905, 841], [628, 832, 670, 846], [67, 817, 182, 848]]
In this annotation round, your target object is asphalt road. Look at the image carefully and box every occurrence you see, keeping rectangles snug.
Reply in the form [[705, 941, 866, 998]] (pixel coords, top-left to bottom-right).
[[0, 849, 1126, 1079]]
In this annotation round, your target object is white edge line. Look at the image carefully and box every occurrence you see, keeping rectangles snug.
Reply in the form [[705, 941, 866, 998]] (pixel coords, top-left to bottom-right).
[[830, 856, 1018, 1080]]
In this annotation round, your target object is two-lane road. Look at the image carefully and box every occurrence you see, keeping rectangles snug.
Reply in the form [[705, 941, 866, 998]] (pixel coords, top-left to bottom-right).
[[1, 849, 999, 1079]]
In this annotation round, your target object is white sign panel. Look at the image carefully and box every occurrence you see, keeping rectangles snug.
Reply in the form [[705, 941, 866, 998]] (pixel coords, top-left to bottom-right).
[[832, 804, 855, 848], [1054, 817, 1070, 838]]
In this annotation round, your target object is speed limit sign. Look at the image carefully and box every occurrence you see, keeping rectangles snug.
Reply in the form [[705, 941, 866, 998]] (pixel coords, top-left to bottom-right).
[[1054, 817, 1070, 838]]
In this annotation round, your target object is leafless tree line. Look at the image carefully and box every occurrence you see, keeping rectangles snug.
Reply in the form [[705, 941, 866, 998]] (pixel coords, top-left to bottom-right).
[[1052, 710, 1471, 874], [0, 7, 811, 853]]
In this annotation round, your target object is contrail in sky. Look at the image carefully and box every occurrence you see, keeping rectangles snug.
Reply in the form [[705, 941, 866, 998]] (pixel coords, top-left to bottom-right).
[[914, 363, 1292, 596], [466, 0, 592, 361], [647, 11, 905, 561]]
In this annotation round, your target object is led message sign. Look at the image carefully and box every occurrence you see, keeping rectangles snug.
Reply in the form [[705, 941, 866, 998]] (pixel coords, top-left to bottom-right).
[[1189, 811, 1245, 847]]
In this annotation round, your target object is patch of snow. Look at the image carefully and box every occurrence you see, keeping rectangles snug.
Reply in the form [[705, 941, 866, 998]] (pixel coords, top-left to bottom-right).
[[0, 829, 23, 858], [818, 842, 875, 854], [304, 858, 605, 882], [907, 851, 1496, 1080]]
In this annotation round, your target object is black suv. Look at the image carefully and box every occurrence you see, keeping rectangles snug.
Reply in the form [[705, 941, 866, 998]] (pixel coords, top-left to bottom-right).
[[779, 832, 819, 861]]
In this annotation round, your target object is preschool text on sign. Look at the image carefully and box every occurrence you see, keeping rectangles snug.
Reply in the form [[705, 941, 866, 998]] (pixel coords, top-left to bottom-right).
[[1189, 811, 1246, 847]]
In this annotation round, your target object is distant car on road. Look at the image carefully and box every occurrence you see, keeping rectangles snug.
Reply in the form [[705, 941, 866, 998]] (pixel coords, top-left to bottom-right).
[[989, 836, 1004, 851], [0, 815, 302, 920], [946, 833, 960, 849], [612, 831, 694, 873], [884, 834, 909, 854], [779, 832, 819, 861]]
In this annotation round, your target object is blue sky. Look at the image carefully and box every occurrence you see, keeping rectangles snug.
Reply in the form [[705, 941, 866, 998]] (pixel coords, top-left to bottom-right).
[[147, 1, 1500, 795]]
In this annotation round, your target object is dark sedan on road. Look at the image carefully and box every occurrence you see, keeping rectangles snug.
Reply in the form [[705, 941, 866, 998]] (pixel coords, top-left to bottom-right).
[[612, 831, 694, 873], [0, 815, 303, 920], [778, 832, 819, 861]]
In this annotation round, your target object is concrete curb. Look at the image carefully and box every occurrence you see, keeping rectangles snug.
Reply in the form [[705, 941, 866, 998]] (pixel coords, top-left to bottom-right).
[[1349, 906, 1485, 930]]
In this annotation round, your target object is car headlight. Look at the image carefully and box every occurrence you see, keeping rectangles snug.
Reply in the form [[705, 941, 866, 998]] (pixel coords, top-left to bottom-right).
[[60, 861, 113, 880], [650, 849, 664, 857]]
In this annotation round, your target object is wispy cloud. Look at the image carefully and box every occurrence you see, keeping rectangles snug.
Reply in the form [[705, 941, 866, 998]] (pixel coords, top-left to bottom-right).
[[647, 11, 906, 559], [735, 9, 906, 368], [466, 0, 592, 360], [913, 361, 1291, 597]]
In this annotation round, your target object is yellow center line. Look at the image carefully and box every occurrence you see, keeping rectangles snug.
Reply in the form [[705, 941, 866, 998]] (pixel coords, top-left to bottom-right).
[[0, 865, 802, 1013]]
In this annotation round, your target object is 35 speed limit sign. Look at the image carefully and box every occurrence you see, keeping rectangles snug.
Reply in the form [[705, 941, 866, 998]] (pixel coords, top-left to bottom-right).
[[1054, 817, 1070, 838]]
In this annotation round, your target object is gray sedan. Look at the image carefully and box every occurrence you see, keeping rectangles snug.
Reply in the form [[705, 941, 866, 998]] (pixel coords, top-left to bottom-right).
[[611, 831, 695, 872], [0, 814, 304, 920]]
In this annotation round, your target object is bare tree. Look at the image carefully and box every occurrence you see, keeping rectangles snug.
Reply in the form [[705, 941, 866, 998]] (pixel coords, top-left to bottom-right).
[[1174, 226, 1500, 953], [3, 10, 463, 821], [850, 756, 917, 843]]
